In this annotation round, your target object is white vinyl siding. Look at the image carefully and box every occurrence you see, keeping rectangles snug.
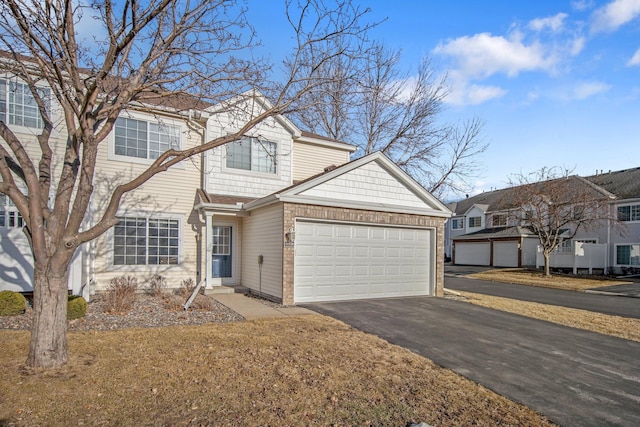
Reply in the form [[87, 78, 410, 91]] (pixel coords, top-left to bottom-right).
[[292, 141, 351, 181], [241, 204, 283, 299]]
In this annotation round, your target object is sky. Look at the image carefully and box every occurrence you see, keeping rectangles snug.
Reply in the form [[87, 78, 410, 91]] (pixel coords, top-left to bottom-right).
[[246, 0, 640, 200]]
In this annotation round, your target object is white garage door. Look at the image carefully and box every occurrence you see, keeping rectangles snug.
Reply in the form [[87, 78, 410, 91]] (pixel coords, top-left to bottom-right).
[[294, 221, 433, 303], [455, 242, 490, 266], [493, 241, 519, 267]]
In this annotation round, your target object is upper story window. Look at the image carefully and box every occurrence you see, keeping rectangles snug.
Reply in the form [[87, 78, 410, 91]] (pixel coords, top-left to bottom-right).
[[114, 117, 180, 160], [451, 218, 464, 230], [0, 78, 50, 129], [468, 216, 481, 228], [617, 204, 640, 222], [113, 216, 180, 266], [226, 136, 277, 174], [491, 213, 507, 227], [0, 193, 24, 228]]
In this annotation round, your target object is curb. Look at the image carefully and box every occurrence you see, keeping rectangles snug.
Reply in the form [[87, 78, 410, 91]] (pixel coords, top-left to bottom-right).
[[584, 289, 640, 299]]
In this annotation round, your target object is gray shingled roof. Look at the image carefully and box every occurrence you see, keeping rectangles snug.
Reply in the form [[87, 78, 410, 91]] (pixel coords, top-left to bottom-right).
[[450, 175, 617, 215], [584, 167, 640, 200]]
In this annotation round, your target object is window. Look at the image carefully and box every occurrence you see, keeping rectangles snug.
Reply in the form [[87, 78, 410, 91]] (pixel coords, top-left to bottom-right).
[[617, 205, 640, 222], [226, 136, 277, 174], [113, 216, 179, 265], [468, 216, 481, 228], [0, 193, 24, 228], [0, 78, 50, 128], [451, 218, 464, 230], [492, 214, 507, 227], [616, 244, 640, 266], [114, 117, 180, 160]]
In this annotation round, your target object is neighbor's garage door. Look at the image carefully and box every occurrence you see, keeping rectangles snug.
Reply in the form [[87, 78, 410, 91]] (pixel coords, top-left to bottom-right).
[[294, 221, 433, 303], [493, 241, 519, 267], [454, 242, 490, 266]]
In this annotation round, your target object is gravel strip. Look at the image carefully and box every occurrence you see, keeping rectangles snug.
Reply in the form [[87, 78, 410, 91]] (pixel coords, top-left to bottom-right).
[[0, 293, 244, 331]]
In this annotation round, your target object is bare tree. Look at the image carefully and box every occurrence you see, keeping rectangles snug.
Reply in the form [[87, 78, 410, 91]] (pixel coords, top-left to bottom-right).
[[0, 0, 372, 368], [292, 43, 487, 198], [507, 167, 615, 276]]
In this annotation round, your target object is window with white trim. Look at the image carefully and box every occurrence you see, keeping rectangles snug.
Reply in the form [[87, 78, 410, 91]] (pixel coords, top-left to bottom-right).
[[113, 216, 180, 265], [491, 213, 507, 227], [0, 193, 24, 228], [451, 218, 464, 229], [468, 216, 481, 228], [114, 117, 181, 160], [226, 136, 277, 174], [0, 78, 50, 128], [616, 244, 640, 266], [617, 204, 640, 222]]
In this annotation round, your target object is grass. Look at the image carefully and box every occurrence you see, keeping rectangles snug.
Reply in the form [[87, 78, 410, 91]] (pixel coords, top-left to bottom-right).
[[0, 316, 553, 426], [454, 268, 640, 342], [468, 268, 631, 290], [458, 291, 640, 342]]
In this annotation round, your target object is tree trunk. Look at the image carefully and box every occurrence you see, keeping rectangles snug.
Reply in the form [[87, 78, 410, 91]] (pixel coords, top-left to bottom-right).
[[27, 264, 69, 368], [543, 252, 551, 277]]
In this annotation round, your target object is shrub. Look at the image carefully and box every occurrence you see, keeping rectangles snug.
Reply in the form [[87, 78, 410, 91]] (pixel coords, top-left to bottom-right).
[[67, 295, 87, 320], [190, 294, 215, 311], [161, 293, 185, 311], [147, 274, 167, 297], [0, 291, 27, 316], [177, 278, 196, 298], [105, 275, 138, 314]]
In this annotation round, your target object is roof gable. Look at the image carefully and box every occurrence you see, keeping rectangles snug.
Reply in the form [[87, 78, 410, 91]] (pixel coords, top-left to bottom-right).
[[264, 152, 451, 217]]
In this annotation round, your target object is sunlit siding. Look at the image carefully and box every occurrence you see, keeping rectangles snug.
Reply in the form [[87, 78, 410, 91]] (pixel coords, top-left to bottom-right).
[[292, 141, 351, 182], [91, 110, 203, 290], [241, 203, 283, 300]]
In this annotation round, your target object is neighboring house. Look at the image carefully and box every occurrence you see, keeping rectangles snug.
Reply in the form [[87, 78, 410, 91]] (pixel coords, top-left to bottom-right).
[[445, 169, 640, 275], [1, 79, 452, 303]]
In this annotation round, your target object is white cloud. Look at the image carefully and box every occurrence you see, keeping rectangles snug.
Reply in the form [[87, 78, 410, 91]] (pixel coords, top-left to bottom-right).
[[445, 72, 507, 106], [627, 48, 640, 66], [591, 0, 640, 33], [529, 13, 568, 33], [568, 81, 612, 99], [433, 32, 555, 80], [571, 0, 595, 11]]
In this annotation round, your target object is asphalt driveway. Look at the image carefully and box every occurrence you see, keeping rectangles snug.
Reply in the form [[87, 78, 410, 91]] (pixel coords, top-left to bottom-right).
[[446, 276, 640, 319], [308, 297, 640, 426]]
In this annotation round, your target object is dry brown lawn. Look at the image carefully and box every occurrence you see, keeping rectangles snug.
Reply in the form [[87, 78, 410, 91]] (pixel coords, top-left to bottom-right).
[[457, 291, 640, 342], [469, 268, 630, 290], [456, 268, 640, 342], [0, 316, 553, 426]]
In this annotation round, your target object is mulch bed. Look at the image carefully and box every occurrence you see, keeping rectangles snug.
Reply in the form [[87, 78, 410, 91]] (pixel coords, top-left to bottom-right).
[[0, 293, 244, 331]]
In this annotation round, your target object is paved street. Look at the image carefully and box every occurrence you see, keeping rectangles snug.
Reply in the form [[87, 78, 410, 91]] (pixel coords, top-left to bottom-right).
[[308, 297, 640, 426], [445, 276, 640, 319]]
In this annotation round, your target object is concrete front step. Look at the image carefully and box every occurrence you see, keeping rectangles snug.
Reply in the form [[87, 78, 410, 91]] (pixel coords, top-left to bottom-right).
[[204, 285, 250, 295]]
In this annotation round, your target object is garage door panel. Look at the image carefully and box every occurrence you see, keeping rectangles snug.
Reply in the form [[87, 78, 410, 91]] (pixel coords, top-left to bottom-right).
[[455, 242, 490, 266], [294, 222, 433, 303], [493, 242, 519, 267]]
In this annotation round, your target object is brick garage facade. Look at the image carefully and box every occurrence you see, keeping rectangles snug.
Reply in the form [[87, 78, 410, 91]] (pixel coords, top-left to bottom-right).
[[282, 202, 447, 305]]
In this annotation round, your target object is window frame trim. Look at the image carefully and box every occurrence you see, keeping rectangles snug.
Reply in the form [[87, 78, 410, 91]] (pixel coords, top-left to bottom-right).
[[616, 203, 640, 223], [108, 110, 185, 166], [0, 76, 52, 131], [107, 211, 184, 271], [221, 135, 282, 180], [614, 243, 640, 267]]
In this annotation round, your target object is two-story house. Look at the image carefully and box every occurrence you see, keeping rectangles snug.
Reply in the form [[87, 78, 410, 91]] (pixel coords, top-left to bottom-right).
[[1, 81, 452, 304], [445, 169, 640, 275]]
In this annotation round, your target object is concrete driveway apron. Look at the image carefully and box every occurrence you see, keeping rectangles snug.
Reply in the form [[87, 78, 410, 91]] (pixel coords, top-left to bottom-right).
[[308, 297, 640, 427]]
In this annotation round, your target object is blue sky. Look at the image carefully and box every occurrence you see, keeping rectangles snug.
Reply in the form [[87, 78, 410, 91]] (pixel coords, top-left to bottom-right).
[[248, 0, 640, 199]]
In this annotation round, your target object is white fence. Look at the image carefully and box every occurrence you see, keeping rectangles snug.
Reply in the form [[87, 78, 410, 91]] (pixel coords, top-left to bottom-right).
[[536, 242, 607, 274]]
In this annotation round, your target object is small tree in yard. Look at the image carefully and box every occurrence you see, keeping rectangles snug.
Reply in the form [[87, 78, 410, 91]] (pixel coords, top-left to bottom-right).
[[507, 167, 615, 277], [0, 0, 373, 368]]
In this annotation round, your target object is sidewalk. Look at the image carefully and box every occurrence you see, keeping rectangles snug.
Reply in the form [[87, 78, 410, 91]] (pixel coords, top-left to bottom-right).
[[212, 293, 316, 320]]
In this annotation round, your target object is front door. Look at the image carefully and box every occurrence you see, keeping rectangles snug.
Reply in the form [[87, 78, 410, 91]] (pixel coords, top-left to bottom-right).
[[212, 225, 234, 284]]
